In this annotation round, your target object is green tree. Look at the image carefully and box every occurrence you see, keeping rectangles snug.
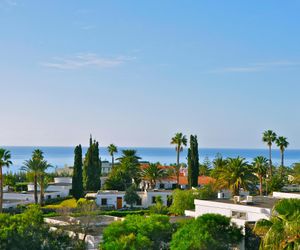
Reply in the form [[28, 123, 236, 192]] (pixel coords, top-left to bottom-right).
[[141, 163, 168, 189], [169, 189, 196, 215], [276, 136, 289, 174], [253, 156, 268, 196], [38, 159, 52, 206], [107, 144, 118, 168], [262, 130, 277, 179], [199, 156, 211, 176], [0, 149, 12, 213], [170, 213, 243, 250], [72, 144, 84, 200], [214, 157, 256, 196], [124, 184, 140, 208], [22, 158, 41, 204], [100, 214, 173, 250], [149, 196, 169, 215], [254, 199, 300, 250], [83, 136, 102, 191], [187, 135, 199, 188], [171, 132, 187, 188], [0, 205, 85, 249]]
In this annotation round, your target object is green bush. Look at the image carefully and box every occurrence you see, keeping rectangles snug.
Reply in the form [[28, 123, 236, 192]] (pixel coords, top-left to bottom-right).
[[100, 214, 173, 250]]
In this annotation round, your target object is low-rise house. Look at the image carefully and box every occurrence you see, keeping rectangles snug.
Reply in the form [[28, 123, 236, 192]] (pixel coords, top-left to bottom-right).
[[94, 190, 172, 209]]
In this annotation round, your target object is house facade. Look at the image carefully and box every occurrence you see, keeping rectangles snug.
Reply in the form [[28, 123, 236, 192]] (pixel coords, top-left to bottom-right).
[[94, 190, 172, 209]]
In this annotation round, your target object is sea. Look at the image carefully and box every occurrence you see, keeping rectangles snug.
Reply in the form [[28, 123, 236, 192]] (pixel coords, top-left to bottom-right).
[[2, 146, 300, 173]]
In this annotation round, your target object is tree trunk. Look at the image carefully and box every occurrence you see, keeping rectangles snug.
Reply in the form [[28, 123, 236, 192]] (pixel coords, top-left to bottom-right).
[[259, 175, 263, 196], [40, 174, 44, 206], [34, 174, 38, 204], [112, 155, 114, 168], [0, 166, 3, 213], [269, 145, 273, 178], [281, 149, 284, 168], [176, 149, 180, 188]]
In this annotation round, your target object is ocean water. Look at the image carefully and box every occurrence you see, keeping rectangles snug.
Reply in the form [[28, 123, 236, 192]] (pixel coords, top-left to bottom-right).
[[2, 146, 300, 173]]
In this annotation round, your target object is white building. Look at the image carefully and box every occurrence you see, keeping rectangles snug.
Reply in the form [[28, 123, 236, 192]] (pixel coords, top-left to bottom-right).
[[94, 190, 172, 209]]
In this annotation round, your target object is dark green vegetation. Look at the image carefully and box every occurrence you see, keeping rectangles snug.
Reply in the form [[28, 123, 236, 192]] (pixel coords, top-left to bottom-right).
[[83, 136, 102, 191], [124, 184, 140, 208], [107, 144, 118, 169], [0, 148, 12, 213], [100, 214, 174, 250], [188, 135, 199, 188], [72, 144, 84, 200], [170, 214, 243, 250], [254, 199, 300, 250], [169, 187, 216, 215], [0, 205, 85, 250], [21, 149, 52, 206], [104, 150, 141, 190]]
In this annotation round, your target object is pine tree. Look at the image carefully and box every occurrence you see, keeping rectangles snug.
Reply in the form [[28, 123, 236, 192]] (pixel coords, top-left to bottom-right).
[[83, 136, 102, 191], [72, 144, 84, 200], [188, 135, 199, 188]]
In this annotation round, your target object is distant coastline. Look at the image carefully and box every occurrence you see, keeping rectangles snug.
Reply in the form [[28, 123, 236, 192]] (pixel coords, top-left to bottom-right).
[[2, 146, 300, 173]]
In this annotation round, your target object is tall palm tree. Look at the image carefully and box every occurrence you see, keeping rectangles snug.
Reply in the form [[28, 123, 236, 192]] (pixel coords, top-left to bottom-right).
[[141, 163, 169, 189], [38, 160, 52, 206], [171, 133, 187, 188], [254, 198, 300, 250], [276, 136, 289, 168], [107, 144, 118, 168], [262, 130, 277, 178], [0, 149, 12, 213], [253, 156, 268, 196], [216, 157, 256, 196], [21, 158, 41, 204]]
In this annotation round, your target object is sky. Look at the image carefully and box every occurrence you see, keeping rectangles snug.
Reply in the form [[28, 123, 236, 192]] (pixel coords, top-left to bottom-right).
[[1, 0, 300, 148]]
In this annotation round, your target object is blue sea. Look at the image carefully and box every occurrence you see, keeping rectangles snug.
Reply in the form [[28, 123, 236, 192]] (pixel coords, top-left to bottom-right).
[[2, 146, 300, 173]]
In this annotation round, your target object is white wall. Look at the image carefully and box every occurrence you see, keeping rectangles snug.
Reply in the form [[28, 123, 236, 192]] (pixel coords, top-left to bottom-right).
[[54, 177, 72, 184], [273, 192, 300, 199]]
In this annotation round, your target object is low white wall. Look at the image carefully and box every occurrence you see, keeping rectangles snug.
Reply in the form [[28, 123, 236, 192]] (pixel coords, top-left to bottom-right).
[[54, 177, 72, 184], [273, 192, 300, 199]]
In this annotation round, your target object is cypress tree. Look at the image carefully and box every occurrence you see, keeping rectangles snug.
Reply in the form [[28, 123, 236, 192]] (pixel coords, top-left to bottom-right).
[[188, 135, 199, 188], [83, 136, 102, 191], [71, 144, 83, 200]]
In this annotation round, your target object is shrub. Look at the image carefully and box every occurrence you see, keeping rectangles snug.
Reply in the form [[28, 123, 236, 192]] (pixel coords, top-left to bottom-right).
[[100, 214, 173, 250], [169, 189, 195, 215], [170, 214, 243, 250]]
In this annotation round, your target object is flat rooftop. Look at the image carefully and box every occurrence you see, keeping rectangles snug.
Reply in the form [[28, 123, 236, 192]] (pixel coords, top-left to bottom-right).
[[210, 196, 280, 209]]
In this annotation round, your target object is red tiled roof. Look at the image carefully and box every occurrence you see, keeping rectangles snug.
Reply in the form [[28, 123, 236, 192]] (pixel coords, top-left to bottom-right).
[[178, 176, 215, 185]]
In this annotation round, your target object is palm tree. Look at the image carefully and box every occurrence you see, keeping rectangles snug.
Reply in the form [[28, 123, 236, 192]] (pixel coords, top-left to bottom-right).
[[0, 149, 12, 213], [262, 130, 277, 178], [141, 163, 169, 189], [33, 149, 44, 161], [38, 160, 52, 206], [22, 158, 41, 204], [276, 136, 289, 168], [107, 144, 118, 168], [254, 198, 300, 250], [253, 156, 268, 196], [215, 157, 256, 196], [171, 133, 187, 188]]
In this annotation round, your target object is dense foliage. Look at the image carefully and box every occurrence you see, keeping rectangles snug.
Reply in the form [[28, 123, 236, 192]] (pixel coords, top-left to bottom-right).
[[254, 199, 300, 250], [187, 135, 199, 188], [124, 184, 140, 208], [0, 205, 85, 250], [170, 214, 243, 250], [83, 136, 102, 191], [72, 144, 84, 200], [100, 214, 173, 250], [104, 150, 141, 190]]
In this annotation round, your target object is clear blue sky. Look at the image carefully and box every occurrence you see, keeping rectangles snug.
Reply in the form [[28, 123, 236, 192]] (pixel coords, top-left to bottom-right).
[[1, 0, 300, 148]]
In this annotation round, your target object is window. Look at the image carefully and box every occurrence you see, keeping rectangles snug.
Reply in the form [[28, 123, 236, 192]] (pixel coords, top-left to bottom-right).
[[231, 211, 247, 219], [57, 195, 60, 198], [159, 183, 165, 189], [101, 198, 107, 206], [152, 196, 156, 204]]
